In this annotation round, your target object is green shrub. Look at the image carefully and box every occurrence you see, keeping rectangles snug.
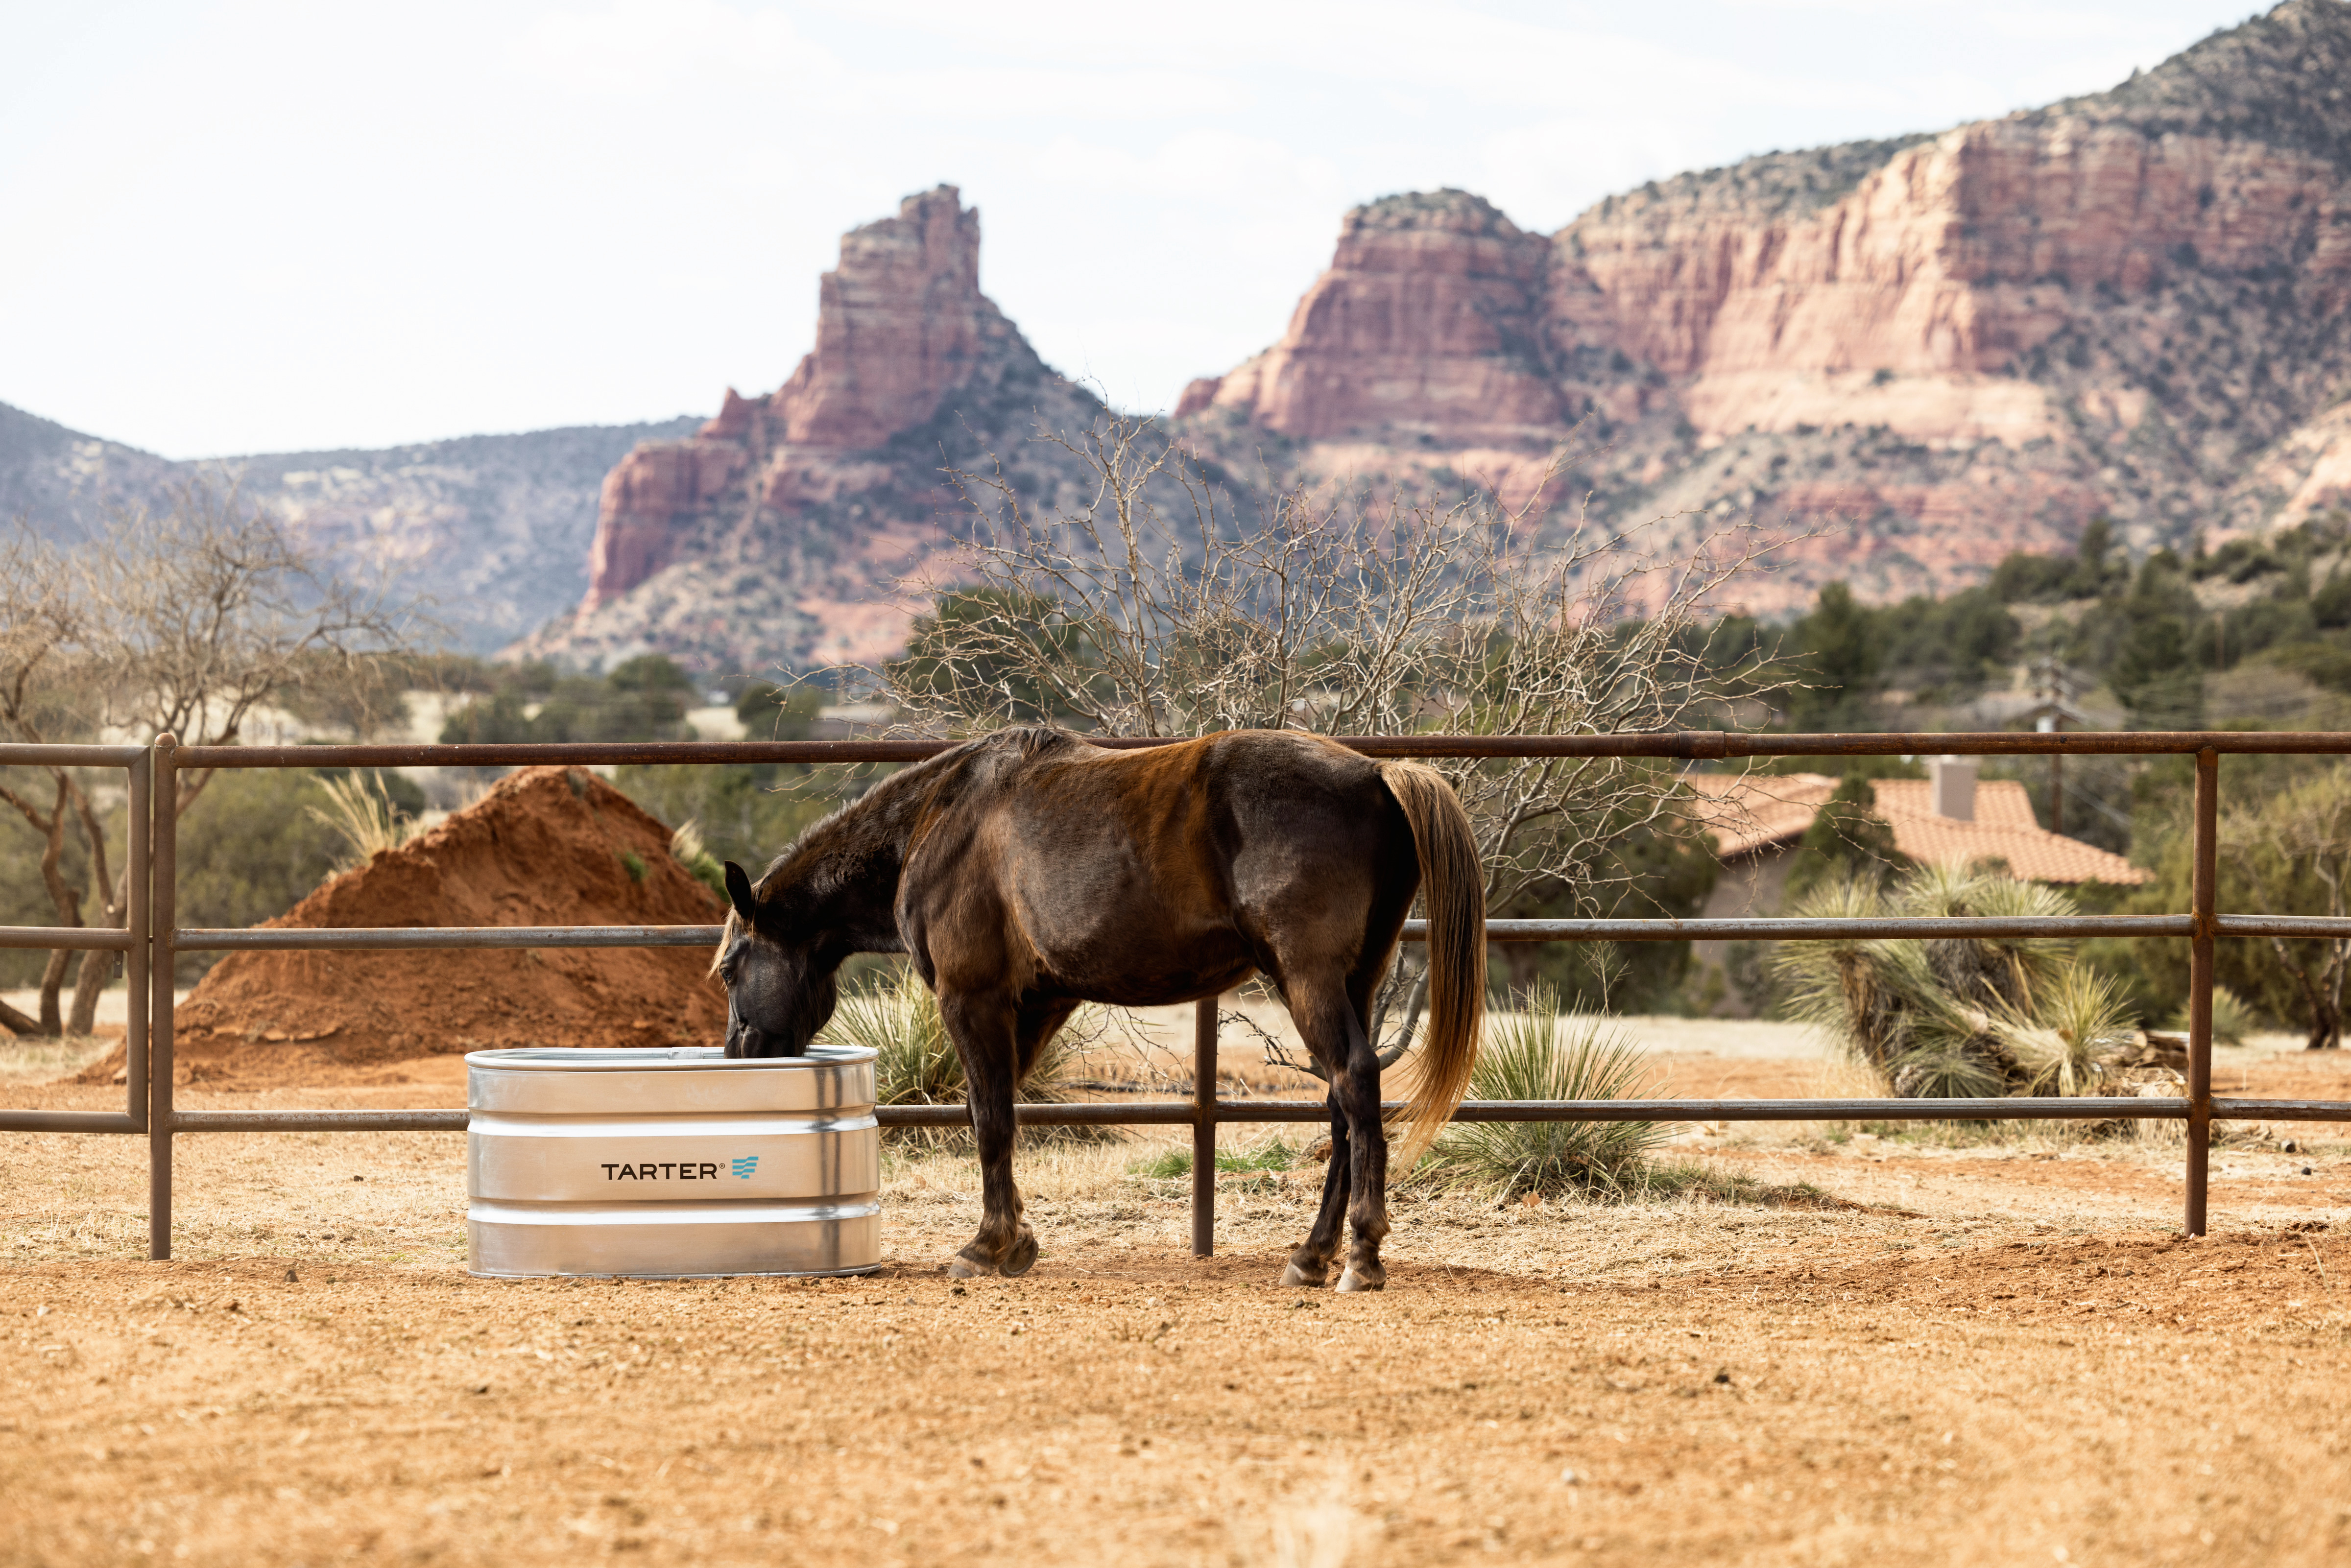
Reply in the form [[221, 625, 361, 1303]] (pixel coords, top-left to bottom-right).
[[0, 790, 106, 987], [668, 820, 728, 903], [818, 964, 1101, 1148], [613, 762, 857, 875], [170, 772, 348, 980], [1128, 1140, 1299, 1181], [2169, 984, 2255, 1047], [1131, 1148, 1193, 1180], [304, 770, 414, 871], [1782, 773, 1909, 904], [1415, 981, 1667, 1199]]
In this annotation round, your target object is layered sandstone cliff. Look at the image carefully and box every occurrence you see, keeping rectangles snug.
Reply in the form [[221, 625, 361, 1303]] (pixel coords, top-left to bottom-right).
[[577, 187, 995, 617], [1181, 190, 1562, 442], [1184, 0, 2351, 609]]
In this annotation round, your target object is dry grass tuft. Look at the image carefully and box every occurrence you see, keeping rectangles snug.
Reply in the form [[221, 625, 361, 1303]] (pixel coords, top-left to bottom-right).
[[1416, 982, 1667, 1200], [303, 770, 412, 870], [827, 966, 1106, 1149]]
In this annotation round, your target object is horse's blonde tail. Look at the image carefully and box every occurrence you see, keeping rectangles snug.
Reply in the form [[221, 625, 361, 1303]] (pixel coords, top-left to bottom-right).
[[1377, 761, 1486, 1166]]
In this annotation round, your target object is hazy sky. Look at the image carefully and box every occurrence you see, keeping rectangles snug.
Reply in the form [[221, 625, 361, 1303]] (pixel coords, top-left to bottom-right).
[[1, 0, 2272, 458]]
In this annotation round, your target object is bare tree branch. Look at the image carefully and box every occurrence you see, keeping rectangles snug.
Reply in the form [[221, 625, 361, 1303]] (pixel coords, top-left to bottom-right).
[[870, 411, 1804, 1069]]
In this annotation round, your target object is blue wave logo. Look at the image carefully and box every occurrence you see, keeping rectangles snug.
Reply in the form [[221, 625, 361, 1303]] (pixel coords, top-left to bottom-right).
[[731, 1155, 759, 1179]]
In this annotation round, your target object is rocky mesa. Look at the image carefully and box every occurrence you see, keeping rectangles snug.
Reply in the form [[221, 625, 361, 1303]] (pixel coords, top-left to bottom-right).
[[1177, 0, 2351, 612]]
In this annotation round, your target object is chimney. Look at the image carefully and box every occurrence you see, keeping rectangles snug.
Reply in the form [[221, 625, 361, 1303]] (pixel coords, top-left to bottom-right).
[[1930, 755, 1977, 821]]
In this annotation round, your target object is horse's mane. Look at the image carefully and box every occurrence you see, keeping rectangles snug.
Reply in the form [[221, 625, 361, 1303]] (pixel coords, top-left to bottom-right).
[[706, 726, 1078, 975], [707, 908, 741, 977]]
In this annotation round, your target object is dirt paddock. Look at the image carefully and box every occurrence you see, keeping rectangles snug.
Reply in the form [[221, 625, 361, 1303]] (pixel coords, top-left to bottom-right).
[[10, 1014, 2351, 1566], [5, 1107, 2351, 1567]]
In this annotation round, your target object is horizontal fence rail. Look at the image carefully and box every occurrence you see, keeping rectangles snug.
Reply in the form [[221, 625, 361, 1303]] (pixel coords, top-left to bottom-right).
[[5, 732, 2348, 1263], [176, 729, 2351, 768], [63, 1096, 2351, 1139], [0, 926, 138, 951], [170, 914, 2203, 953], [175, 924, 728, 951]]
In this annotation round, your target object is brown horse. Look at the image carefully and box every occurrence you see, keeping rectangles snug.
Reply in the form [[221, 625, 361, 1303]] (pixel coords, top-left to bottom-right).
[[712, 727, 1484, 1290]]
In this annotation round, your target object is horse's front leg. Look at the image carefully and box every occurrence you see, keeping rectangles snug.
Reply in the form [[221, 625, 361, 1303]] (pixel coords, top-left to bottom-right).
[[939, 990, 1037, 1279]]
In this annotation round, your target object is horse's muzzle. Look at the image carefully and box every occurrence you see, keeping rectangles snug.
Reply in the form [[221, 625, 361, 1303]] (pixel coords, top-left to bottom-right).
[[724, 1023, 807, 1059]]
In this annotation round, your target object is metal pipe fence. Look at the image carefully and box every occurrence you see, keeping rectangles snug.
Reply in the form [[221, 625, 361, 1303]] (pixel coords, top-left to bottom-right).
[[5, 729, 2349, 1262]]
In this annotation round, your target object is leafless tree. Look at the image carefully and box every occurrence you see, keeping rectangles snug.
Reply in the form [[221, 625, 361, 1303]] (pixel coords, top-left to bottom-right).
[[0, 533, 109, 1036], [876, 414, 1794, 1074], [0, 478, 419, 1037]]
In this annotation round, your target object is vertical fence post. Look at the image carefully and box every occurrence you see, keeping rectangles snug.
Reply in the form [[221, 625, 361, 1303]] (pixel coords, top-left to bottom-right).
[[2185, 746, 2218, 1237], [124, 749, 150, 1133], [1192, 998, 1218, 1257], [148, 734, 176, 1262]]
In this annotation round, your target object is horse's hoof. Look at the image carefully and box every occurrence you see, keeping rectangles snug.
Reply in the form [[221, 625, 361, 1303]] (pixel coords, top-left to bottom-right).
[[947, 1254, 996, 1279], [1335, 1267, 1385, 1293], [1000, 1232, 1040, 1278], [1279, 1261, 1326, 1288]]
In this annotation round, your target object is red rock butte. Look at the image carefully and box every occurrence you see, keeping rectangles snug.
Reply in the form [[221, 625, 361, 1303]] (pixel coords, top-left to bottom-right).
[[1179, 190, 1564, 443], [579, 186, 997, 616]]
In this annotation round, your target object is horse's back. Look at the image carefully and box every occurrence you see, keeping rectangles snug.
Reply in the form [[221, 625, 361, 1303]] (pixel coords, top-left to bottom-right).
[[902, 729, 1412, 1005]]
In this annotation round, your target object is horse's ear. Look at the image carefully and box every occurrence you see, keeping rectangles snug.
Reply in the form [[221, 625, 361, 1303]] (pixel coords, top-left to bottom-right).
[[722, 861, 759, 924]]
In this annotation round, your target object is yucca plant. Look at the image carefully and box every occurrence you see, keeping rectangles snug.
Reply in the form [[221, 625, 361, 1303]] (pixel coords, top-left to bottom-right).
[[818, 963, 1102, 1148], [1775, 860, 2136, 1101], [304, 770, 410, 870], [2169, 984, 2254, 1047], [1770, 872, 1911, 1069], [1903, 864, 2071, 1015], [1998, 964, 2137, 1098], [1880, 946, 2015, 1099], [1415, 981, 1665, 1199]]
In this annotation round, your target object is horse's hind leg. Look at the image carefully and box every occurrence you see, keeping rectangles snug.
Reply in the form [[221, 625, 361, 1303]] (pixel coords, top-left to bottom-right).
[[939, 991, 1038, 1279], [1281, 977, 1387, 1291], [1334, 1013, 1389, 1293], [1281, 1091, 1349, 1287]]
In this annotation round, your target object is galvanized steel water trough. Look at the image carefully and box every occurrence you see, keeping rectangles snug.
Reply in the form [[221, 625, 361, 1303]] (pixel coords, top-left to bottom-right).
[[464, 1045, 882, 1279]]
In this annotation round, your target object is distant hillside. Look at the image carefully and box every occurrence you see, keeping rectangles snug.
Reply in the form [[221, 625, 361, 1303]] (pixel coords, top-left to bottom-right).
[[0, 401, 696, 652], [21, 2, 2351, 671], [558, 1, 2351, 668], [0, 401, 180, 545], [222, 421, 699, 651]]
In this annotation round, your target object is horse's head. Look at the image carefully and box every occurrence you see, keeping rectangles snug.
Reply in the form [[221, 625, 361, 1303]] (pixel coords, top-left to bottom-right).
[[713, 861, 838, 1058]]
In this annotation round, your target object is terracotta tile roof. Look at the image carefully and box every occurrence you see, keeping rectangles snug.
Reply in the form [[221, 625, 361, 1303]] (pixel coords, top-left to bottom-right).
[[1683, 771, 2151, 885], [1681, 772, 1838, 857]]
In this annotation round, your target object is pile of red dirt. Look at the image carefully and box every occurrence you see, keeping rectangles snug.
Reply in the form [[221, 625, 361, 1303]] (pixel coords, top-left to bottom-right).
[[84, 766, 728, 1087]]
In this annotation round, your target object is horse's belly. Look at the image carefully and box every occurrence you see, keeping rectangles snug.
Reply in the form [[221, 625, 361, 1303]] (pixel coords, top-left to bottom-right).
[[1022, 907, 1258, 1009]]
